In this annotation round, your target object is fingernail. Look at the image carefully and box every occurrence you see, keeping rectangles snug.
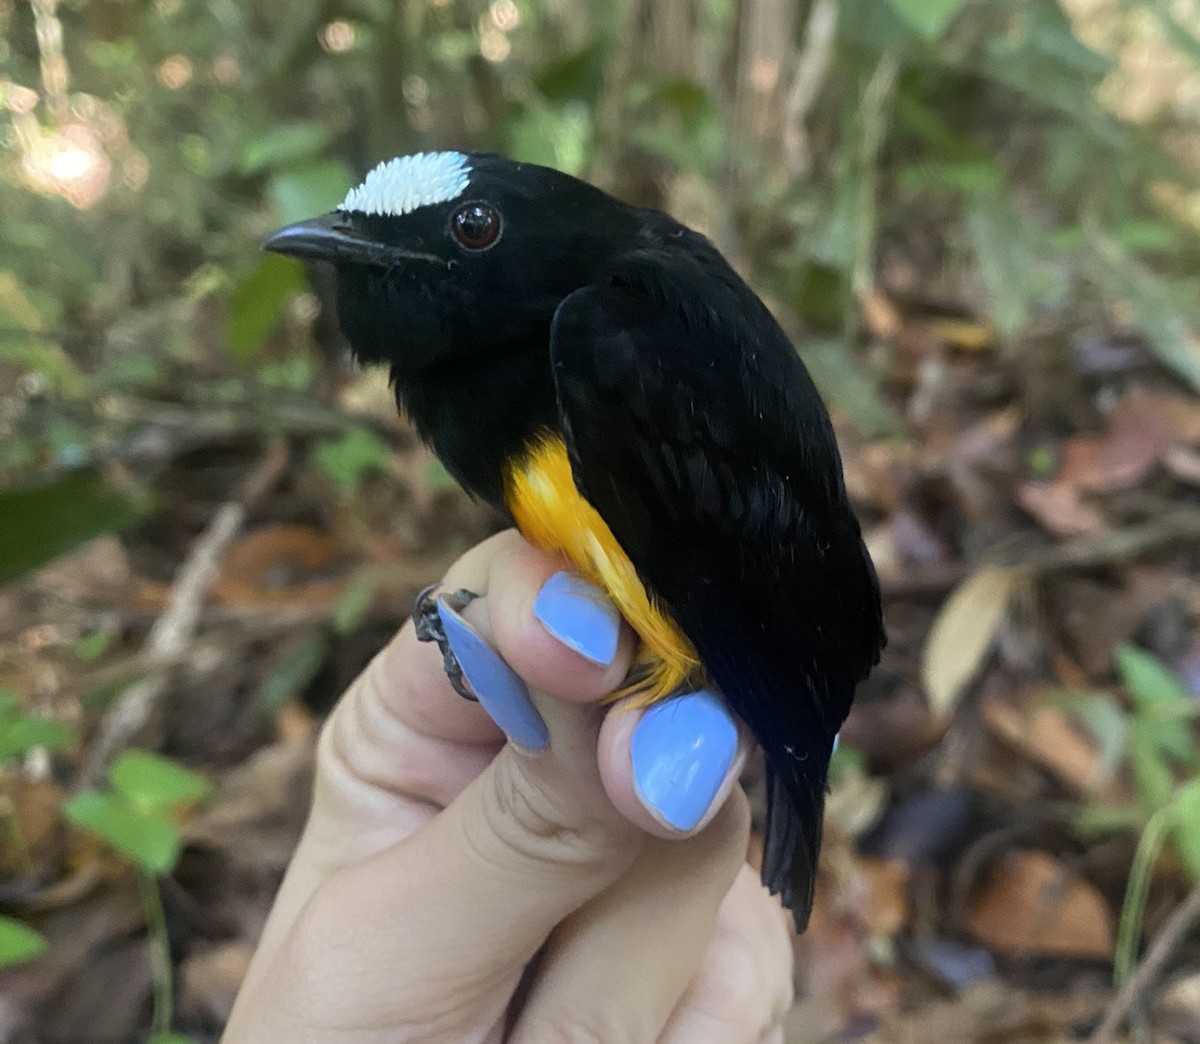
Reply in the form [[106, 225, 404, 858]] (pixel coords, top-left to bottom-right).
[[533, 571, 621, 667], [437, 598, 549, 751], [630, 689, 738, 831]]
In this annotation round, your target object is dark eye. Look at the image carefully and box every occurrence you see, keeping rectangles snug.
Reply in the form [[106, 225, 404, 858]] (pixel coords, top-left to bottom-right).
[[450, 202, 501, 250]]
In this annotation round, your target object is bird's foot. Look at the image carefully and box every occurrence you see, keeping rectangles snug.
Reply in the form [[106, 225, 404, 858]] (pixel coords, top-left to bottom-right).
[[413, 583, 481, 701]]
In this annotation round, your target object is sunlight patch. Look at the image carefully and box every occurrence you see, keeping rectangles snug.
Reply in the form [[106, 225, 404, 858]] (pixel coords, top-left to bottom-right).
[[340, 152, 470, 217]]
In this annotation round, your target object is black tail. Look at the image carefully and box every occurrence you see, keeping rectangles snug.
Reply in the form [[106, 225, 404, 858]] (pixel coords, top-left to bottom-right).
[[761, 752, 826, 932]]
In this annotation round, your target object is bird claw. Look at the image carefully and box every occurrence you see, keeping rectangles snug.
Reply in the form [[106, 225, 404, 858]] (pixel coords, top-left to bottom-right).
[[413, 583, 480, 701]]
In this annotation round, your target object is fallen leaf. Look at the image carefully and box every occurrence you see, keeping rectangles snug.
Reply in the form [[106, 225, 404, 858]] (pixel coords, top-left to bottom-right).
[[839, 689, 946, 772], [213, 524, 347, 609], [967, 850, 1114, 959], [1164, 443, 1200, 487], [981, 694, 1106, 795], [1072, 399, 1170, 493], [922, 567, 1026, 719], [0, 777, 64, 882], [929, 316, 995, 352], [824, 769, 888, 840], [179, 941, 253, 1025], [1055, 388, 1200, 497], [1130, 387, 1200, 443], [1015, 480, 1105, 538], [858, 858, 910, 938]]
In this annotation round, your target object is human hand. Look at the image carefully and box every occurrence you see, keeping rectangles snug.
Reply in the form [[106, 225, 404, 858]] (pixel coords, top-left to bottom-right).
[[223, 531, 795, 1043]]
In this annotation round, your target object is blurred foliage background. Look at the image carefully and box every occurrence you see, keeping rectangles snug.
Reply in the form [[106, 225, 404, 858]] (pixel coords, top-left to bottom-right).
[[3, 0, 1200, 1041]]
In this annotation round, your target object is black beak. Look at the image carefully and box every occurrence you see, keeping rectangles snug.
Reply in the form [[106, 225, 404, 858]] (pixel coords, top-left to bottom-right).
[[263, 212, 391, 266]]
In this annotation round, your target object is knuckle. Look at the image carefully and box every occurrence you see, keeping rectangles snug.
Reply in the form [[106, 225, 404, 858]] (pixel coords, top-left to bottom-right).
[[475, 756, 631, 875]]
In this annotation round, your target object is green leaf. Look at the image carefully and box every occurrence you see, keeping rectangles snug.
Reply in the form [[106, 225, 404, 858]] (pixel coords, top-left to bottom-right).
[[883, 0, 965, 39], [828, 741, 867, 785], [257, 356, 316, 392], [966, 193, 1043, 339], [0, 714, 76, 760], [239, 122, 331, 175], [0, 473, 144, 588], [980, 4, 1121, 144], [268, 159, 355, 226], [313, 427, 394, 496], [226, 254, 307, 360], [109, 750, 212, 813], [1128, 720, 1175, 813], [533, 43, 605, 103], [1085, 241, 1200, 394], [0, 916, 48, 969], [1115, 644, 1195, 763], [74, 631, 113, 662], [254, 634, 329, 712], [803, 338, 903, 438], [147, 1034, 197, 1044], [898, 160, 1003, 196], [506, 102, 592, 175], [1117, 644, 1193, 709], [1074, 800, 1143, 837], [63, 791, 182, 875], [424, 459, 459, 493], [837, 0, 917, 48], [1172, 780, 1200, 881], [331, 572, 379, 635]]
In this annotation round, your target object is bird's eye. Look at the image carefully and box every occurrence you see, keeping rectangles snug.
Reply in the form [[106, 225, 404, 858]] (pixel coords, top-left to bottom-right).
[[450, 202, 501, 251]]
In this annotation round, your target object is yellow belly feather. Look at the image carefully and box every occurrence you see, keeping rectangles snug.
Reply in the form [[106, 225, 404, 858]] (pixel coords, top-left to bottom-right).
[[504, 434, 700, 707]]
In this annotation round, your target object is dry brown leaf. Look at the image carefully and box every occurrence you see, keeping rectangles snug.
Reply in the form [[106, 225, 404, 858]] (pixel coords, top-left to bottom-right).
[[967, 850, 1114, 959], [179, 941, 254, 1025], [840, 689, 946, 772], [1072, 400, 1170, 493], [1128, 387, 1200, 444], [859, 287, 903, 339], [922, 566, 1026, 719], [858, 858, 910, 938], [1056, 387, 1200, 497], [213, 524, 346, 609], [1015, 480, 1105, 538], [981, 694, 1106, 795]]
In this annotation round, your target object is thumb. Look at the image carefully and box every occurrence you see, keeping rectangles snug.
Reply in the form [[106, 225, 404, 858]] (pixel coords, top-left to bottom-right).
[[261, 602, 647, 1040]]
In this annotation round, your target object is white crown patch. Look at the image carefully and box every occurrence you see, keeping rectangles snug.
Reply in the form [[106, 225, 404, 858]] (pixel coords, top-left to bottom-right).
[[340, 151, 471, 217]]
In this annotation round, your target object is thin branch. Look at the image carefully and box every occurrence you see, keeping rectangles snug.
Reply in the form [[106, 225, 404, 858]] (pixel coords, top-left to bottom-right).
[[1088, 881, 1200, 1043], [782, 0, 839, 176], [880, 508, 1200, 599], [76, 443, 288, 787]]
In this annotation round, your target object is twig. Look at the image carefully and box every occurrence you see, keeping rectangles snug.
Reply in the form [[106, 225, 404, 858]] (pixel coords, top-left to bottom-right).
[[76, 443, 288, 787], [781, 0, 838, 176], [880, 508, 1200, 600], [1088, 881, 1200, 1043]]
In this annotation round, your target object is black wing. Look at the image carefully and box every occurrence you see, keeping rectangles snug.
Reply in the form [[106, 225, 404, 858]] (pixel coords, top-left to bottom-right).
[[550, 258, 883, 929]]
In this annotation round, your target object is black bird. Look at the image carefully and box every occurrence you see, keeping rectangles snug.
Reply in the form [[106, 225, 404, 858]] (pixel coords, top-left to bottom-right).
[[265, 151, 884, 930]]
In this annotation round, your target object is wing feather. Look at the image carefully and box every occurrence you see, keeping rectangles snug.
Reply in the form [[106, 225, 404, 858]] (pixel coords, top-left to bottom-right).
[[550, 262, 882, 929]]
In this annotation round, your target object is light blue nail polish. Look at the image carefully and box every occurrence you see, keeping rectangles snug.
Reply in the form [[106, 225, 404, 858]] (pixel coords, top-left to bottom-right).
[[533, 572, 621, 667], [630, 689, 738, 831], [437, 599, 549, 751]]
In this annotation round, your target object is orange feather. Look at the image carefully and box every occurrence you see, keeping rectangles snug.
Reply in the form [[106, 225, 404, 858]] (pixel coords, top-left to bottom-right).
[[504, 434, 700, 706]]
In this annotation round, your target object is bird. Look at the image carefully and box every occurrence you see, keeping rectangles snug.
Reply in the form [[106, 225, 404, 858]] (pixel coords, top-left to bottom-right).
[[264, 150, 885, 931]]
